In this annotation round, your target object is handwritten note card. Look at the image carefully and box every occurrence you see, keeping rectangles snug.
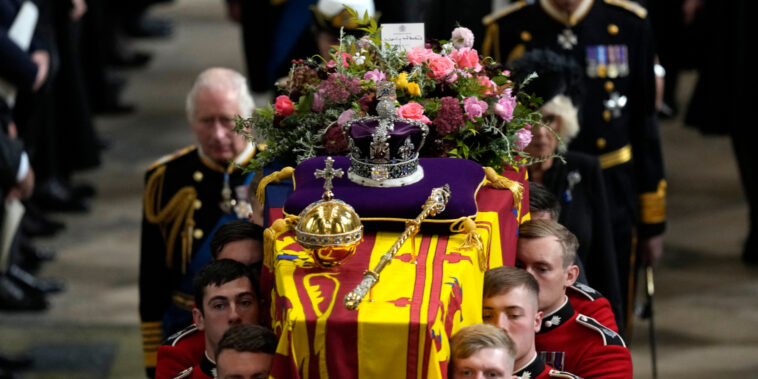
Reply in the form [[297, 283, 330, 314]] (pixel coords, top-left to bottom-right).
[[381, 23, 425, 52]]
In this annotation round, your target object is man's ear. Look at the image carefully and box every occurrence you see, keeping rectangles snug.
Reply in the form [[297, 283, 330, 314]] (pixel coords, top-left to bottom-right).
[[565, 264, 579, 287], [193, 307, 206, 331], [534, 310, 543, 333]]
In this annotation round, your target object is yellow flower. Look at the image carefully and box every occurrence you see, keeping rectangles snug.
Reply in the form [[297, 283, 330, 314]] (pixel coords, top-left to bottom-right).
[[407, 82, 421, 96], [395, 73, 409, 89]]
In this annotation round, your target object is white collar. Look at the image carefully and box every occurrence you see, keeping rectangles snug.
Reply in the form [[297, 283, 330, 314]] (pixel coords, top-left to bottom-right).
[[197, 142, 255, 172]]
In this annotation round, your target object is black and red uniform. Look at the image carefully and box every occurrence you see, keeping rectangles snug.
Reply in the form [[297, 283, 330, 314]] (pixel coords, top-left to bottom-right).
[[155, 324, 209, 379], [536, 298, 632, 379], [172, 353, 215, 379], [567, 283, 619, 332], [514, 353, 581, 379]]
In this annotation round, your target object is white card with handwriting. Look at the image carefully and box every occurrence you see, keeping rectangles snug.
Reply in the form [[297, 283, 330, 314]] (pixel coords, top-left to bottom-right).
[[381, 23, 425, 51]]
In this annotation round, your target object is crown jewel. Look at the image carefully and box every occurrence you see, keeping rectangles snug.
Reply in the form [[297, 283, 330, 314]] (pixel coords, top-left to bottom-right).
[[343, 82, 429, 187], [295, 157, 363, 268]]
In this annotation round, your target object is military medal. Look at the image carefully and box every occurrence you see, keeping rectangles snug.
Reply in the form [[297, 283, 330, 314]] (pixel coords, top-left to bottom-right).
[[618, 45, 629, 77], [586, 46, 597, 77], [220, 172, 234, 213], [558, 28, 577, 50], [607, 46, 619, 78], [596, 45, 607, 78], [233, 185, 252, 219], [604, 91, 627, 118]]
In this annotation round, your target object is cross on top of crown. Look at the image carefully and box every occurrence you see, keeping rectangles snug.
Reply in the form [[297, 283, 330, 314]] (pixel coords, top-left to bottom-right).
[[314, 156, 344, 200]]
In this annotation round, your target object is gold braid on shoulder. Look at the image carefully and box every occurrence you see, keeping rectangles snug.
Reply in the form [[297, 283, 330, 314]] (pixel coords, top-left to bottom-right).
[[143, 166, 199, 273]]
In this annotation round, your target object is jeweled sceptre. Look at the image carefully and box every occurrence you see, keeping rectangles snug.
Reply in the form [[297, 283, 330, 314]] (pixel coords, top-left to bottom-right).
[[344, 184, 451, 310]]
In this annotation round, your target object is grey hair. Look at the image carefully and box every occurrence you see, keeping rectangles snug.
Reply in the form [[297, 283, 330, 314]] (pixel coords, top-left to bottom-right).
[[185, 67, 255, 122], [540, 94, 579, 149]]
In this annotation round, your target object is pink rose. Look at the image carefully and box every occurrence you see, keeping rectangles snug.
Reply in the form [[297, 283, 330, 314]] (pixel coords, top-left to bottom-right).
[[463, 96, 488, 120], [478, 76, 495, 95], [337, 109, 355, 127], [450, 48, 480, 70], [363, 69, 387, 83], [446, 72, 459, 83], [274, 95, 294, 116], [340, 53, 351, 67], [514, 128, 533, 150], [494, 89, 517, 121], [397, 102, 431, 124], [426, 55, 455, 80], [451, 27, 475, 49], [407, 47, 435, 65]]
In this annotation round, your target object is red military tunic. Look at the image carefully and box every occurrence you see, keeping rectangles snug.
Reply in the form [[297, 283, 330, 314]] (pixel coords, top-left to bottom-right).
[[514, 353, 581, 379], [156, 324, 208, 379], [567, 283, 619, 332], [535, 298, 632, 379], [173, 353, 215, 379]]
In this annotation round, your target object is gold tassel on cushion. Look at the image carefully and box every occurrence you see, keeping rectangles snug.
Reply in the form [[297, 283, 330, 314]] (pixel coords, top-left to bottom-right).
[[452, 218, 486, 271], [483, 167, 524, 206], [263, 216, 298, 270], [256, 167, 295, 206]]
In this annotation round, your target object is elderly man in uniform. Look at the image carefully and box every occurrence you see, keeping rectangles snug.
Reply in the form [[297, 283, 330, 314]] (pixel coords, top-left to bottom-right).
[[483, 0, 666, 329], [140, 67, 258, 377]]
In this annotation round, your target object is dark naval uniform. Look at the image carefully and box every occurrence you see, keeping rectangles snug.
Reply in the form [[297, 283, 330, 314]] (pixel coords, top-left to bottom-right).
[[540, 151, 623, 328], [483, 0, 666, 323], [514, 354, 581, 379], [535, 298, 632, 379], [155, 324, 206, 379], [140, 144, 257, 376], [568, 283, 619, 332]]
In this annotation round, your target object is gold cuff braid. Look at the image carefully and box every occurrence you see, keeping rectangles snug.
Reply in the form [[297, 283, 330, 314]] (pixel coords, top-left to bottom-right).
[[639, 179, 667, 224]]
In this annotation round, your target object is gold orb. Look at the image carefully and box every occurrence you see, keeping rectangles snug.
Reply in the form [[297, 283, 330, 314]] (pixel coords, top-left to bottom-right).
[[296, 199, 363, 268]]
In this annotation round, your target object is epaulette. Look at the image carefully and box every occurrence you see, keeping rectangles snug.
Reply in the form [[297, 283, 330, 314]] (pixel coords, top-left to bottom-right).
[[174, 366, 193, 378], [148, 145, 197, 171], [548, 369, 581, 378], [570, 283, 604, 301], [163, 324, 200, 346], [576, 314, 626, 347], [482, 0, 528, 25], [603, 0, 647, 18]]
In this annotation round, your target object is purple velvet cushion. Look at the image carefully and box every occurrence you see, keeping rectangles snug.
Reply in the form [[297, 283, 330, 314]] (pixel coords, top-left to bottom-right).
[[284, 156, 485, 225]]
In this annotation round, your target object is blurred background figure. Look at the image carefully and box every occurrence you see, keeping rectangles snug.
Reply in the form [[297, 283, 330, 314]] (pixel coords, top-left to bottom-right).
[[683, 0, 757, 266]]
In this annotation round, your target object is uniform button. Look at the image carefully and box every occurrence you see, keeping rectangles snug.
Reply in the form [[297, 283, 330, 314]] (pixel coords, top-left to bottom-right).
[[193, 199, 202, 210], [597, 138, 606, 149], [607, 24, 619, 35], [603, 110, 612, 122], [520, 31, 532, 42], [193, 171, 203, 182], [604, 81, 614, 92], [193, 229, 204, 239]]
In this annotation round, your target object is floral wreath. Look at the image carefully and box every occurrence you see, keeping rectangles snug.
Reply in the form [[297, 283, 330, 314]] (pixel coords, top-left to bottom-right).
[[236, 9, 544, 173]]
